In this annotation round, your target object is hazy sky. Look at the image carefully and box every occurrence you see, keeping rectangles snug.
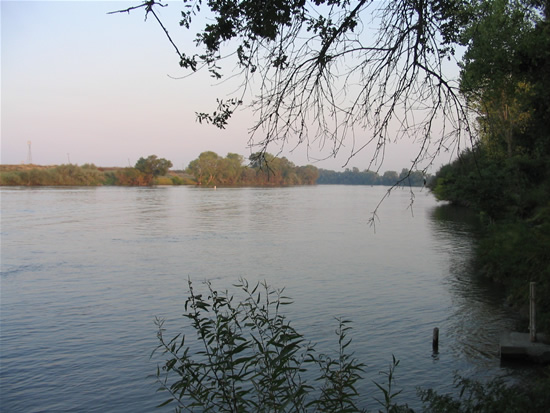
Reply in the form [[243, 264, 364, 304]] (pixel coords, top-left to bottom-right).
[[2, 1, 462, 172]]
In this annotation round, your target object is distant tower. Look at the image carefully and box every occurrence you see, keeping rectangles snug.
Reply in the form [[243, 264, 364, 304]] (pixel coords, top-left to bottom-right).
[[27, 141, 33, 164]]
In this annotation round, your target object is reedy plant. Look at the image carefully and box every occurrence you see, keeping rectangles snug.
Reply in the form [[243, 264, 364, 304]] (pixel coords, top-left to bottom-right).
[[152, 278, 376, 412], [310, 320, 366, 412], [373, 356, 410, 413]]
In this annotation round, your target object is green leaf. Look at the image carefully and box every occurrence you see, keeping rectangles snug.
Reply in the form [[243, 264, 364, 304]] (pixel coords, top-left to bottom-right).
[[156, 398, 174, 407]]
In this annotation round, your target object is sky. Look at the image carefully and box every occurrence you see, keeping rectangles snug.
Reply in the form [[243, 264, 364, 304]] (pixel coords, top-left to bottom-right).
[[2, 1, 464, 173]]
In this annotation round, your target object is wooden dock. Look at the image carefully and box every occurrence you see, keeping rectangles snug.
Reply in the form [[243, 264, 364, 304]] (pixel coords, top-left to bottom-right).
[[499, 282, 550, 364], [500, 332, 550, 363]]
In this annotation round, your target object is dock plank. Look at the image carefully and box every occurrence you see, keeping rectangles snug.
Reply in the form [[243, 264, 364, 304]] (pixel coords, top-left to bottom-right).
[[500, 332, 550, 363]]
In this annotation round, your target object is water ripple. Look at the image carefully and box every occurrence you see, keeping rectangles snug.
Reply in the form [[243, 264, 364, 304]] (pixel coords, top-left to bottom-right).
[[0, 186, 526, 412]]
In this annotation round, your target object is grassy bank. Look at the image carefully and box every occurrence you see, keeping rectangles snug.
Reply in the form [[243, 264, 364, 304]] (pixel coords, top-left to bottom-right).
[[0, 164, 194, 186]]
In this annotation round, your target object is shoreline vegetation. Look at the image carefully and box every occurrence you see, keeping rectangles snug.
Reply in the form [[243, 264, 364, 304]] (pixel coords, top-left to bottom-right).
[[154, 279, 550, 413], [0, 151, 427, 188]]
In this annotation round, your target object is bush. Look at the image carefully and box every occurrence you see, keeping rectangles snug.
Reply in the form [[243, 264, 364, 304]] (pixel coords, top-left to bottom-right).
[[154, 176, 174, 185], [102, 171, 117, 186], [153, 279, 409, 412], [170, 175, 186, 185], [419, 373, 550, 413], [475, 210, 550, 333], [0, 165, 106, 186], [0, 172, 23, 185], [112, 168, 150, 186]]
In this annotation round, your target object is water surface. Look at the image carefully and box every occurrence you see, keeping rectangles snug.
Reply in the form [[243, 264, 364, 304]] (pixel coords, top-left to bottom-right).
[[1, 186, 522, 411]]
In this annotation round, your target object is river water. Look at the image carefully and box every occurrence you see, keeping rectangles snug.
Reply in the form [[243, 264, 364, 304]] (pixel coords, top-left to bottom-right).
[[0, 185, 523, 411]]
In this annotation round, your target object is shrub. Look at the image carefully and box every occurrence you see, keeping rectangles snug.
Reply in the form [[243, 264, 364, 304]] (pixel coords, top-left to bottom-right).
[[0, 172, 23, 185], [112, 168, 150, 185], [103, 171, 117, 186], [419, 373, 550, 413], [154, 176, 174, 185], [170, 176, 186, 185], [475, 210, 550, 333], [0, 165, 106, 186], [152, 279, 401, 412]]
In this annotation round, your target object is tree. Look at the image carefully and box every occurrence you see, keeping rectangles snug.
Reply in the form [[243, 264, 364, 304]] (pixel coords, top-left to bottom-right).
[[185, 151, 318, 186], [134, 155, 173, 183], [110, 0, 474, 170], [218, 153, 245, 185], [429, 1, 550, 335], [381, 171, 399, 186], [459, 0, 539, 158], [297, 165, 321, 185], [186, 151, 222, 186], [248, 152, 297, 185]]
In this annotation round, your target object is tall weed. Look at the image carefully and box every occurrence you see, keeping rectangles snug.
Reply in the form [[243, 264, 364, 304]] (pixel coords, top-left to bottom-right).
[[152, 279, 409, 412]]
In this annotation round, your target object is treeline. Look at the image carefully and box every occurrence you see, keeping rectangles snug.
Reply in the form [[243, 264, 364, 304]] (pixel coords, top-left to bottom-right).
[[430, 0, 550, 333], [0, 153, 319, 187], [318, 167, 427, 186], [0, 157, 431, 188], [186, 151, 319, 186]]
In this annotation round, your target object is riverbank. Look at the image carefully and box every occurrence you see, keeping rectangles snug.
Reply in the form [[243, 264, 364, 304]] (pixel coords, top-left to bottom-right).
[[0, 164, 193, 186]]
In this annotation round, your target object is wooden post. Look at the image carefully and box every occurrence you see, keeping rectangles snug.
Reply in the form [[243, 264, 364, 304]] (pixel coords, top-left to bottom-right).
[[432, 327, 439, 352], [530, 282, 536, 342]]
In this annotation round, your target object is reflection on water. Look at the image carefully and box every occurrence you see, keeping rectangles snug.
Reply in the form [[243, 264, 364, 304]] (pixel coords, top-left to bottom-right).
[[429, 203, 521, 373], [0, 186, 531, 412]]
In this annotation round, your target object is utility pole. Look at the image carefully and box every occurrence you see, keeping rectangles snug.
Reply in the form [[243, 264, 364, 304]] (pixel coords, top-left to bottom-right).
[[27, 141, 33, 164]]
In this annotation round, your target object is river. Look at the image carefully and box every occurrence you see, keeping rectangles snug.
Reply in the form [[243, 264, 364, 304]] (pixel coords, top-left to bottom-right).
[[0, 185, 524, 411]]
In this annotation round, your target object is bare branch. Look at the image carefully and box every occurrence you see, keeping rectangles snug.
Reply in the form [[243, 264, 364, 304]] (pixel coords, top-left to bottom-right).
[[110, 0, 474, 172]]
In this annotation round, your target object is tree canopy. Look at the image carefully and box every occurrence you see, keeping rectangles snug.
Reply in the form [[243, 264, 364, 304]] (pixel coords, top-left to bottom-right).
[[429, 0, 550, 332], [186, 151, 319, 186], [318, 167, 426, 186], [135, 155, 173, 179], [459, 0, 549, 158]]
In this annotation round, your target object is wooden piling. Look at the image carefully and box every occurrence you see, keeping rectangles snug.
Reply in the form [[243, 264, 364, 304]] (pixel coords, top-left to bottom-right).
[[530, 282, 536, 343], [432, 327, 439, 352]]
